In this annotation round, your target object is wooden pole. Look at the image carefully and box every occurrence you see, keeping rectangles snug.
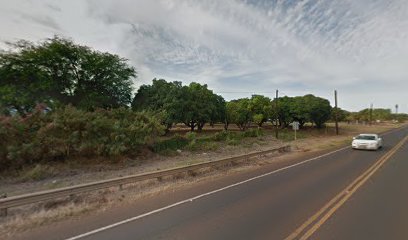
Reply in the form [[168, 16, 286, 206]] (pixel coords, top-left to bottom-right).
[[275, 89, 279, 139], [334, 90, 339, 135]]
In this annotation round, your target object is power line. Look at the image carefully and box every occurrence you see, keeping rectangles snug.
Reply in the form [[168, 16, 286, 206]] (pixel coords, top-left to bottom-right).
[[215, 91, 290, 98], [215, 91, 280, 94]]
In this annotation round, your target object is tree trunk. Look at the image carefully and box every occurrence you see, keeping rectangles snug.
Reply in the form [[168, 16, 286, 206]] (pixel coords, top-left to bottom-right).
[[189, 121, 196, 131], [197, 122, 205, 132], [16, 106, 27, 118], [164, 122, 172, 134]]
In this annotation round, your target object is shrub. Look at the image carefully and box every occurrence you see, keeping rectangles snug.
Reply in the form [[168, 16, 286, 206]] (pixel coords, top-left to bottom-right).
[[241, 128, 263, 138], [211, 130, 229, 141], [185, 131, 197, 141], [151, 135, 189, 153], [0, 111, 49, 169], [0, 106, 165, 171]]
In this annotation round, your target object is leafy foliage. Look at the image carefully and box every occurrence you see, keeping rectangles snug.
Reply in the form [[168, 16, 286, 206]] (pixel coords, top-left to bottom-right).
[[0, 106, 164, 171], [0, 37, 136, 114], [330, 107, 350, 122], [248, 95, 272, 127], [226, 99, 252, 130], [304, 94, 331, 128], [275, 94, 332, 128], [132, 79, 182, 130], [151, 134, 189, 153], [132, 79, 226, 131], [178, 82, 222, 131], [346, 108, 408, 123]]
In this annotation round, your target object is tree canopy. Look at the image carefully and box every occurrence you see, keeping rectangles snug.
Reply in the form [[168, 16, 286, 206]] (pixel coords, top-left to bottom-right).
[[132, 78, 182, 130], [226, 98, 252, 130], [248, 95, 272, 127], [132, 79, 225, 131], [275, 94, 332, 128], [0, 37, 136, 115]]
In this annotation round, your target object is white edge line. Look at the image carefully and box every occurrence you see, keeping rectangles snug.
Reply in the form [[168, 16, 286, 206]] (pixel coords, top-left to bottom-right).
[[65, 145, 350, 240]]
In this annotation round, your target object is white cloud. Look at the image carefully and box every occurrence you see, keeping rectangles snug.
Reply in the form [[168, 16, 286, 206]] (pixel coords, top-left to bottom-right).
[[0, 0, 407, 112]]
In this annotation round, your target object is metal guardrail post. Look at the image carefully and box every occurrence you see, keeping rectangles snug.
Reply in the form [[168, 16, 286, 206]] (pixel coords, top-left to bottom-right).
[[0, 193, 7, 217]]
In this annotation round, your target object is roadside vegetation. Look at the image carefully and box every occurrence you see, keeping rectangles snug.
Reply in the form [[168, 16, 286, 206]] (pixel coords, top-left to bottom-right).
[[1, 36, 407, 176]]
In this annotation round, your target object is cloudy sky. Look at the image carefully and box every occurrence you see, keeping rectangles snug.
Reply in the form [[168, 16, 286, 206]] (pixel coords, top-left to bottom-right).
[[1, 0, 407, 113]]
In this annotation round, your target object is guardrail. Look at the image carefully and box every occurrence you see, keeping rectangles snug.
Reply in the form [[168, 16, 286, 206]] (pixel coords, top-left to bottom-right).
[[0, 145, 290, 216]]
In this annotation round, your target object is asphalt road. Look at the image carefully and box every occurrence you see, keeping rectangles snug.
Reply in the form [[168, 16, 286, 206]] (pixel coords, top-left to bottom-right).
[[313, 130, 408, 240], [17, 126, 408, 240]]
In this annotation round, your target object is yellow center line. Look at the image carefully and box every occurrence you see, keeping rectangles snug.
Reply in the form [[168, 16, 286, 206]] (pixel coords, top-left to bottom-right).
[[285, 135, 408, 240]]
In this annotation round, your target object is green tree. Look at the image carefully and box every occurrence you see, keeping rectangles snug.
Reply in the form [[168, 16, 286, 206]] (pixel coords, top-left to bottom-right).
[[290, 96, 309, 128], [304, 94, 331, 128], [372, 108, 392, 121], [226, 98, 252, 130], [248, 95, 272, 127], [252, 114, 264, 128], [274, 96, 293, 128], [132, 79, 182, 131], [132, 80, 225, 132], [224, 101, 235, 130], [179, 82, 220, 131], [274, 94, 332, 128], [210, 94, 226, 128], [353, 108, 393, 123], [330, 108, 349, 122], [0, 37, 136, 114]]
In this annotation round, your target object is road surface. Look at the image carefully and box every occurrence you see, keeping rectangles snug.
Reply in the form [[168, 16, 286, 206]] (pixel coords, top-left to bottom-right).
[[16, 126, 408, 240]]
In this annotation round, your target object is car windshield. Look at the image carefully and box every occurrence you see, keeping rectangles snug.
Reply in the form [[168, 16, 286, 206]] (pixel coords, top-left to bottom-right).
[[356, 135, 376, 140]]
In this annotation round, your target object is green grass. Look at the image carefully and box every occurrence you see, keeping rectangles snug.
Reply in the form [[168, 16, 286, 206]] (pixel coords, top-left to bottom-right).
[[152, 128, 266, 154], [19, 164, 57, 182], [152, 126, 340, 155], [151, 135, 189, 153], [278, 128, 307, 142]]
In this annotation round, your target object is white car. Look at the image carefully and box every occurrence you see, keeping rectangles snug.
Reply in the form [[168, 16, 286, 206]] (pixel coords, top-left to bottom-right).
[[351, 134, 383, 150]]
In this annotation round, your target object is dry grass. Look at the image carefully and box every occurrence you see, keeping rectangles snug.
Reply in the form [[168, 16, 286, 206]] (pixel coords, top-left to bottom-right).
[[0, 122, 404, 239], [0, 198, 102, 238], [0, 149, 286, 239]]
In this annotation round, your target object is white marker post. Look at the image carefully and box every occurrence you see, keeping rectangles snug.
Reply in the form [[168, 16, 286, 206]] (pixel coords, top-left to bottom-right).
[[291, 121, 299, 140]]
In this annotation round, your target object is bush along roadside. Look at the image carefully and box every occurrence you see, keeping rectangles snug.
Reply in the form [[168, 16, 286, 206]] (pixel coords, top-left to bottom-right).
[[0, 106, 165, 172]]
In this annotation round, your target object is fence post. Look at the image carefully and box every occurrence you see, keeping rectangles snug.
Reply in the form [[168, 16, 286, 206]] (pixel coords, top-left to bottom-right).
[[0, 193, 7, 217]]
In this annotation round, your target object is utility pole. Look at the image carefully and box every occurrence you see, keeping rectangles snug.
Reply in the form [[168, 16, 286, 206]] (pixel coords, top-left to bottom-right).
[[370, 103, 373, 126], [334, 90, 339, 135], [275, 89, 279, 139]]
